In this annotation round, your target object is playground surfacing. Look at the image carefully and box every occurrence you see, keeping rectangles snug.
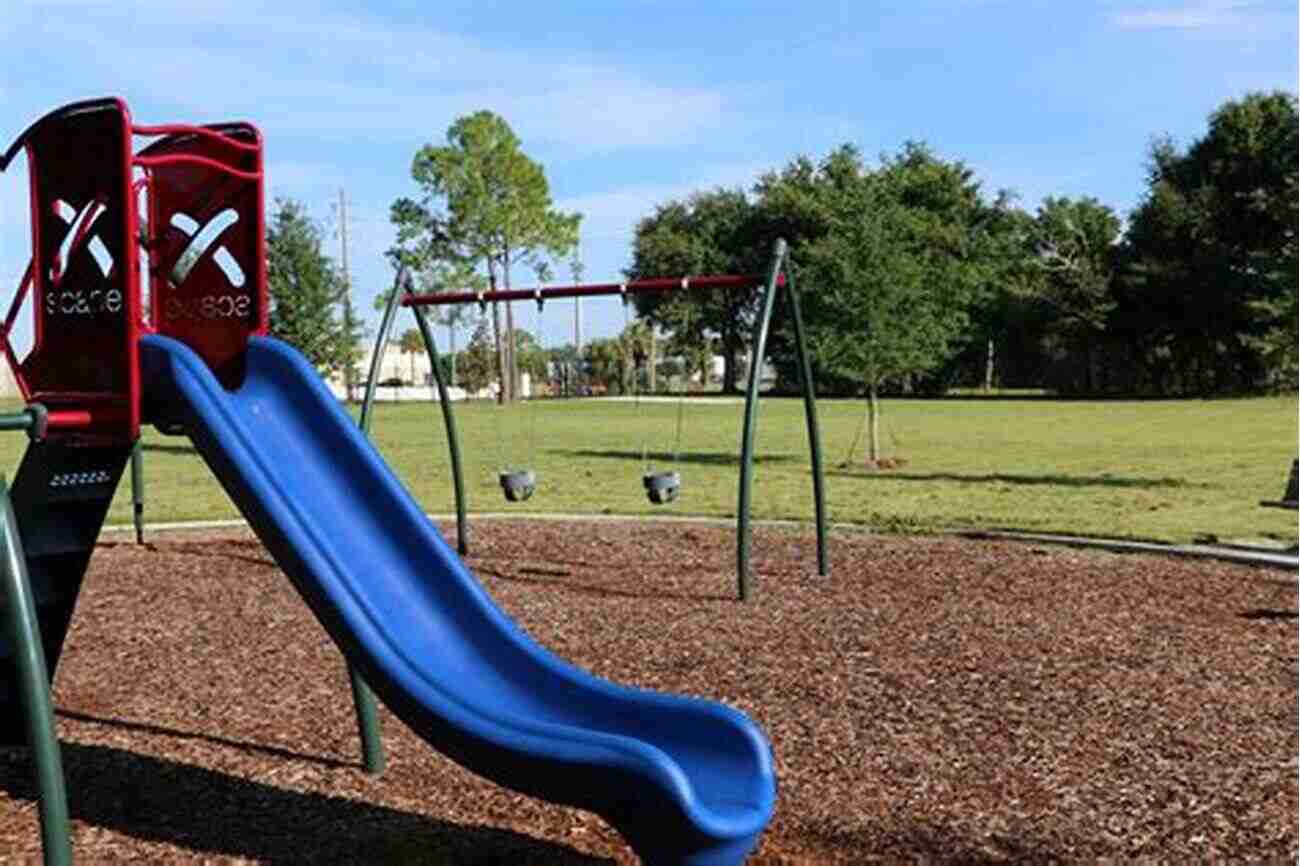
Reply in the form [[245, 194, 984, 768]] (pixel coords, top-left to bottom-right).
[[0, 520, 1294, 864]]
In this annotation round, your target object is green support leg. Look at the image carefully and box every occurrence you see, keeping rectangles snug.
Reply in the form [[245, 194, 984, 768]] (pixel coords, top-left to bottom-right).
[[363, 268, 470, 555], [359, 270, 403, 439], [347, 665, 385, 775], [130, 440, 145, 545], [410, 304, 469, 556], [0, 478, 72, 866], [736, 239, 788, 601], [349, 274, 414, 777], [783, 266, 830, 577]]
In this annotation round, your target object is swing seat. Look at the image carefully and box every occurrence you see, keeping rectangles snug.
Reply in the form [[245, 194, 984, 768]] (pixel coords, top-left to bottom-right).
[[643, 471, 680, 505], [500, 470, 536, 502]]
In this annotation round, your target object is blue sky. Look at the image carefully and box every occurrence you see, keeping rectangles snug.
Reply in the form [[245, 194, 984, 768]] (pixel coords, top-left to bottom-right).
[[2, 0, 1296, 347]]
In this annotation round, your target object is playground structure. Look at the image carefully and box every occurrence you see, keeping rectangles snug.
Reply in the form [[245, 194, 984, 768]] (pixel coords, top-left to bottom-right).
[[0, 98, 779, 866], [367, 246, 830, 601]]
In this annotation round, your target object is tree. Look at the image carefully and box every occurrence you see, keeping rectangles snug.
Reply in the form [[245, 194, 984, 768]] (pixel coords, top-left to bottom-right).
[[627, 189, 760, 392], [513, 328, 548, 394], [583, 338, 625, 394], [457, 317, 497, 395], [618, 319, 655, 395], [1031, 196, 1122, 392], [1122, 90, 1298, 393], [959, 191, 1047, 392], [398, 328, 423, 384], [266, 199, 356, 379], [756, 143, 987, 461], [390, 111, 580, 403], [806, 192, 968, 463]]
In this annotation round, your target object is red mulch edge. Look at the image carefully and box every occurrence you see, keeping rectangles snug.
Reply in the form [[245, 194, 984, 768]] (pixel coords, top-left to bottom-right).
[[0, 520, 1295, 864]]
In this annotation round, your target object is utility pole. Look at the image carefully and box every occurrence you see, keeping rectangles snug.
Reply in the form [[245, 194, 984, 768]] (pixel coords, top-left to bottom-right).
[[571, 243, 584, 397], [338, 188, 357, 402]]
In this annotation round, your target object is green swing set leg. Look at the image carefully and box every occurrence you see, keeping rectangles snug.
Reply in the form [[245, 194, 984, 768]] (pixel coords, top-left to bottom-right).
[[410, 304, 469, 556], [362, 268, 469, 555], [736, 238, 829, 600], [784, 263, 830, 578], [0, 477, 73, 866]]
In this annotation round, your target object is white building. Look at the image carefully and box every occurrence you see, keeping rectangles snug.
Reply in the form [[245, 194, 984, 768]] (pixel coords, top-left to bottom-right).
[[324, 338, 529, 402]]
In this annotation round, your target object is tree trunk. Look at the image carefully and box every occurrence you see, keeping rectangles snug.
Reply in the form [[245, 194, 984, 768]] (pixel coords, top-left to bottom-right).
[[867, 382, 880, 464], [502, 254, 518, 403], [448, 324, 457, 388], [649, 328, 657, 393], [491, 303, 507, 405], [984, 337, 995, 392], [721, 322, 738, 393], [504, 302, 517, 401]]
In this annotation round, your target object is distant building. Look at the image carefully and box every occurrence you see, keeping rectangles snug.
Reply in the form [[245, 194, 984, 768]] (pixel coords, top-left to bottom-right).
[[324, 338, 526, 402]]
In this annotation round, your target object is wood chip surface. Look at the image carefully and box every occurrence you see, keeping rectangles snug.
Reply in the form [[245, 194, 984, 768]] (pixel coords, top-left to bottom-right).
[[0, 521, 1295, 864]]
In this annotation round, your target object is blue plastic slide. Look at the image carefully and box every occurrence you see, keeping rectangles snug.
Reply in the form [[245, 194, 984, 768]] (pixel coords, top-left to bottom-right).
[[139, 334, 776, 866]]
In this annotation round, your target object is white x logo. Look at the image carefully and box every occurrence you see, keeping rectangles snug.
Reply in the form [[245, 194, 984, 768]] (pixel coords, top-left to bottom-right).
[[51, 198, 113, 284], [169, 209, 245, 288]]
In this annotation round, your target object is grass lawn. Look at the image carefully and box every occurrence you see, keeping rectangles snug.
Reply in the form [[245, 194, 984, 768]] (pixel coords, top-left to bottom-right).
[[1, 394, 1295, 545]]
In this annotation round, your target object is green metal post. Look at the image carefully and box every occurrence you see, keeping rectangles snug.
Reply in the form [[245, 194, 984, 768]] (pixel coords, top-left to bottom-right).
[[410, 303, 469, 555], [347, 667, 385, 775], [736, 239, 788, 601], [783, 265, 829, 576], [359, 269, 403, 439], [130, 440, 145, 545], [345, 274, 411, 776], [363, 269, 470, 555], [0, 478, 73, 866]]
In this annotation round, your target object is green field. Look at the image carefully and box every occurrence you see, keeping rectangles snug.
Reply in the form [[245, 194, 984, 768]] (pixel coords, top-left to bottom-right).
[[4, 394, 1295, 545]]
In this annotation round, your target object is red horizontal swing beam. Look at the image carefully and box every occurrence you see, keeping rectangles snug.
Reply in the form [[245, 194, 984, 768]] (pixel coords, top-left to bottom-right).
[[400, 272, 783, 308]]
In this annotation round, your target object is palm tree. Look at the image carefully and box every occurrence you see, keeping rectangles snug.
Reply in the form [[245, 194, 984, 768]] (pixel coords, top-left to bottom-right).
[[398, 328, 423, 384]]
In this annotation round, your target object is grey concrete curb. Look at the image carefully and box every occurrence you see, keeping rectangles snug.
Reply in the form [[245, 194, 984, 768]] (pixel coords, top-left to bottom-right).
[[960, 529, 1298, 573], [102, 514, 1298, 573]]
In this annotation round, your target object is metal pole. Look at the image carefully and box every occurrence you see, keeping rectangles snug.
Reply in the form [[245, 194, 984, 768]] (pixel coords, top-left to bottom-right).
[[783, 265, 829, 577], [409, 301, 469, 555], [130, 439, 145, 545], [347, 274, 406, 777], [346, 668, 384, 775], [736, 239, 787, 601], [360, 269, 403, 438], [0, 478, 72, 866]]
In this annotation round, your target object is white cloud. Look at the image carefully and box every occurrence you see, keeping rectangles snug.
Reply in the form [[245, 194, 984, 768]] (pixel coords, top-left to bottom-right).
[[1108, 1, 1266, 30], [3, 2, 738, 153], [557, 161, 770, 244]]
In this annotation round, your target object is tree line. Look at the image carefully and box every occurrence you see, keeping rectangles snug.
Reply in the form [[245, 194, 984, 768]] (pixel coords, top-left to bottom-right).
[[265, 91, 1296, 422], [629, 90, 1297, 402]]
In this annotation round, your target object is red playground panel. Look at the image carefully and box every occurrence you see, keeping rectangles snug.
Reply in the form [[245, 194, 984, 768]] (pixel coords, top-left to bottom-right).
[[1, 98, 140, 442], [0, 98, 267, 442], [137, 122, 266, 388]]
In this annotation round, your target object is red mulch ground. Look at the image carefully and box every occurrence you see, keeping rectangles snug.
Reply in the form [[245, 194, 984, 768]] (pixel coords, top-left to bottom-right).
[[0, 520, 1295, 864]]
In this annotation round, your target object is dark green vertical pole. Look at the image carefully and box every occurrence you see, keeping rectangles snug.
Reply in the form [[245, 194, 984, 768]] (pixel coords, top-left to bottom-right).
[[0, 478, 72, 866], [360, 273, 402, 439], [409, 303, 469, 555], [736, 239, 788, 601], [783, 266, 829, 576], [130, 439, 145, 545], [363, 269, 470, 555], [347, 273, 414, 778], [346, 669, 384, 775]]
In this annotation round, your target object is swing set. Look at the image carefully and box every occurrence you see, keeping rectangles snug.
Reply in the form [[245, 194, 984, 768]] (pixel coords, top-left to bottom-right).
[[365, 240, 830, 600]]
